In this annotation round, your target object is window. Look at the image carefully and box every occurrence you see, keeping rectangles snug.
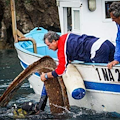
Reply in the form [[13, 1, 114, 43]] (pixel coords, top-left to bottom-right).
[[105, 1, 120, 18], [102, 0, 120, 22], [67, 8, 80, 31], [67, 8, 72, 31], [105, 1, 112, 18], [74, 10, 80, 30], [72, 8, 80, 31]]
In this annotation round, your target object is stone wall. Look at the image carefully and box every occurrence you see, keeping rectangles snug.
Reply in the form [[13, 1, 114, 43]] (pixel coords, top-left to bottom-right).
[[0, 0, 60, 49]]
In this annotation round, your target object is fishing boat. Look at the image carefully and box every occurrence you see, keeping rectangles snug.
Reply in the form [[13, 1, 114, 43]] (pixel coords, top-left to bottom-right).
[[11, 0, 120, 113]]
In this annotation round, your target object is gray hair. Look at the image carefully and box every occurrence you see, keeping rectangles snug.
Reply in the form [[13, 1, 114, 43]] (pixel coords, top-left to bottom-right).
[[43, 31, 60, 43], [109, 2, 120, 18]]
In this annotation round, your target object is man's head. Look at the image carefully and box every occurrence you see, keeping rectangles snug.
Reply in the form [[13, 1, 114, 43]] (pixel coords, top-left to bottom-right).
[[109, 2, 120, 24], [43, 31, 60, 51]]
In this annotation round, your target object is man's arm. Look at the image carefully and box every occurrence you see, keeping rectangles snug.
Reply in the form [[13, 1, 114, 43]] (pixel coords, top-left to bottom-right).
[[107, 28, 120, 69], [40, 34, 68, 81]]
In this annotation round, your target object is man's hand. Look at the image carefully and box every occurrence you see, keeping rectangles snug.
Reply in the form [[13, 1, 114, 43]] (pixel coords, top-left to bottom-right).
[[40, 72, 47, 82], [107, 60, 119, 69], [40, 72, 54, 82]]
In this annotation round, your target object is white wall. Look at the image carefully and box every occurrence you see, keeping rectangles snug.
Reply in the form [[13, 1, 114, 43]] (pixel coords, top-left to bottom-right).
[[57, 0, 118, 42], [79, 0, 117, 42]]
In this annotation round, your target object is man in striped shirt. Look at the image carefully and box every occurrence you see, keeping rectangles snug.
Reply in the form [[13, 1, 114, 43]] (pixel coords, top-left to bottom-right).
[[40, 31, 115, 81]]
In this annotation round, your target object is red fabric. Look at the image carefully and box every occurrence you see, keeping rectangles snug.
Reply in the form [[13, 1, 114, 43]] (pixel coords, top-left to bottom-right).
[[55, 33, 68, 75]]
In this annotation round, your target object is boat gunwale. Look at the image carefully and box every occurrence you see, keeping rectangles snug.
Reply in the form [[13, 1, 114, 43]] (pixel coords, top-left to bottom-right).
[[15, 42, 120, 67]]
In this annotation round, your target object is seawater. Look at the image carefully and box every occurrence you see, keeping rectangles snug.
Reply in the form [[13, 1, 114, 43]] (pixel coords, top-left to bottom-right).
[[0, 49, 120, 120]]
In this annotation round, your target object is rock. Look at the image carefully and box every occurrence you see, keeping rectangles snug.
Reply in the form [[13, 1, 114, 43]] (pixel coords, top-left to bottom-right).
[[0, 0, 60, 49]]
